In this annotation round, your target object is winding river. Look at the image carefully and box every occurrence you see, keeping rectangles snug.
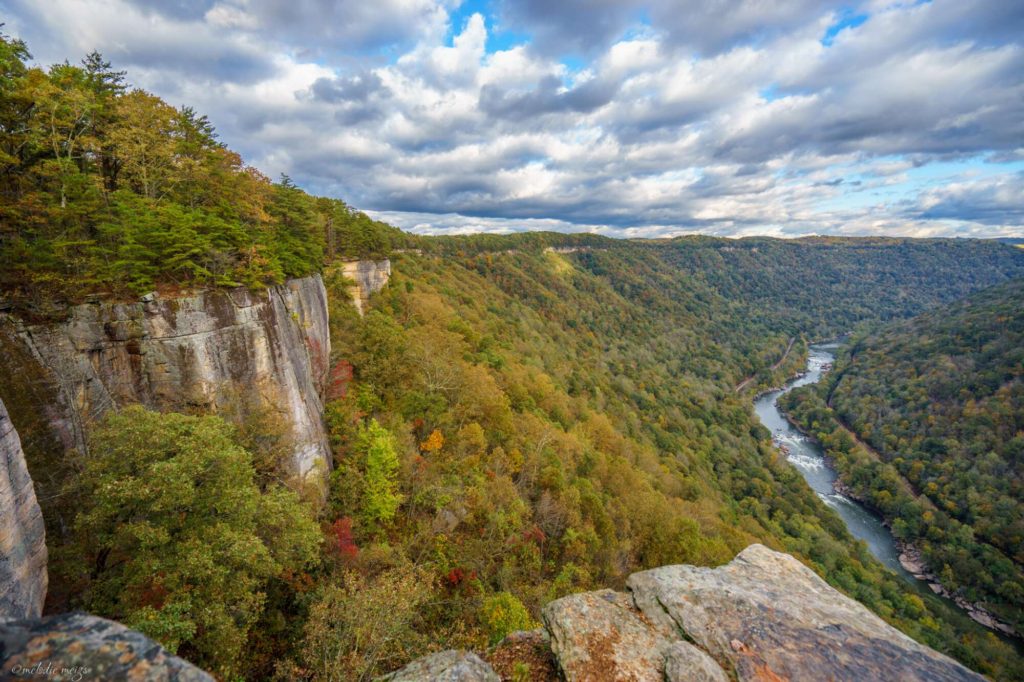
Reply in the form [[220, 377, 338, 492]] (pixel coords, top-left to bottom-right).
[[754, 344, 913, 577], [755, 344, 1019, 644]]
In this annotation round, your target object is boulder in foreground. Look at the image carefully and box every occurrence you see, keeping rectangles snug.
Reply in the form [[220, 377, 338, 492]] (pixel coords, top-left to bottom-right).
[[626, 544, 985, 682], [0, 612, 213, 681], [376, 649, 500, 681]]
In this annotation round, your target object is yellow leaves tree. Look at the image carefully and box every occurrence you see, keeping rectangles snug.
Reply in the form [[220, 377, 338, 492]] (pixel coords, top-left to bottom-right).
[[420, 428, 444, 454], [108, 89, 178, 199]]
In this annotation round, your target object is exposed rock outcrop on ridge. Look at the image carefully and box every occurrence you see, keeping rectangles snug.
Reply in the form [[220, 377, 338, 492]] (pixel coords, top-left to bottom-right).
[[377, 650, 500, 682], [0, 544, 987, 681], [0, 399, 46, 620], [542, 588, 726, 682], [621, 543, 983, 682], [341, 259, 391, 315]]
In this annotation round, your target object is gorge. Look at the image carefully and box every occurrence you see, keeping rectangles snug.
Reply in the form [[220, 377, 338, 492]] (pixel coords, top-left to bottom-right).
[[757, 346, 1020, 642], [1, 30, 1023, 678]]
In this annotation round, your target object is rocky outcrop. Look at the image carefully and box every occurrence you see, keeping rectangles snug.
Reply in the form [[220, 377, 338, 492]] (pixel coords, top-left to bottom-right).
[[0, 399, 46, 619], [625, 544, 984, 682], [342, 259, 390, 315], [542, 589, 725, 682], [397, 544, 985, 682], [0, 612, 213, 681], [377, 650, 499, 681], [0, 276, 331, 481]]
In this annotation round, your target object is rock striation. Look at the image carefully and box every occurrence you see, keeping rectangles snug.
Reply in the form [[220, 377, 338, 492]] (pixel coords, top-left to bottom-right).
[[0, 399, 46, 620], [341, 259, 391, 315], [0, 276, 331, 481], [0, 612, 213, 681]]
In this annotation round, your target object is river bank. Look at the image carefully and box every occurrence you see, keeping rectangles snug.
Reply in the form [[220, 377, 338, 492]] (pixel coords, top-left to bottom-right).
[[758, 345, 1018, 640]]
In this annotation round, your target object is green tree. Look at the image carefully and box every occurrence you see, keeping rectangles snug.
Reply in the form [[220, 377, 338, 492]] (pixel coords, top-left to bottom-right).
[[63, 406, 320, 677], [357, 418, 403, 529], [481, 592, 534, 645], [108, 90, 178, 199]]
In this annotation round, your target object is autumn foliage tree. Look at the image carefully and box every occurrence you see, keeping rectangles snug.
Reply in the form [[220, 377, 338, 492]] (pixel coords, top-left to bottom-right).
[[62, 406, 320, 677], [0, 32, 407, 306]]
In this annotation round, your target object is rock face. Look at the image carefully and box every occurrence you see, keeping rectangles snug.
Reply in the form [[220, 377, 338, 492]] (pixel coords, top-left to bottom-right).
[[542, 589, 726, 682], [0, 276, 331, 481], [342, 259, 391, 315], [377, 650, 499, 682], [0, 612, 213, 681], [626, 544, 985, 682], [0, 399, 46, 619]]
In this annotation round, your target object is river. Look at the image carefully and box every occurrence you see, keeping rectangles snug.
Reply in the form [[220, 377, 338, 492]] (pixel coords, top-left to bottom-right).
[[755, 344, 1019, 644], [753, 344, 913, 577]]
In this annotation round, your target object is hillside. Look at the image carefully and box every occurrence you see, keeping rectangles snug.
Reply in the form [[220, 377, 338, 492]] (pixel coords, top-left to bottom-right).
[[781, 278, 1024, 634], [3, 33, 1024, 680], [308, 241, 1022, 678]]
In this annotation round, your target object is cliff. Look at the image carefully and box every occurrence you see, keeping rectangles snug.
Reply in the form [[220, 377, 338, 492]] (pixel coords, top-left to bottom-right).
[[341, 259, 391, 315], [0, 399, 46, 620], [0, 275, 331, 482], [386, 544, 985, 681]]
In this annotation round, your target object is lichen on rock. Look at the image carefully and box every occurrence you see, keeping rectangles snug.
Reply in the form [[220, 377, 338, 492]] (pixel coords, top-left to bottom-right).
[[0, 612, 213, 681], [626, 544, 986, 682], [376, 650, 499, 682]]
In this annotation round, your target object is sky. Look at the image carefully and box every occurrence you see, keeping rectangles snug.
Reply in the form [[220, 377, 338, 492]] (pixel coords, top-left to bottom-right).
[[3, 0, 1023, 239]]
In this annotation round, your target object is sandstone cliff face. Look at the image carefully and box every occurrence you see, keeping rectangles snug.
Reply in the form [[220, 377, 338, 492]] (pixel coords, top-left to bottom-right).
[[342, 259, 391, 315], [0, 612, 213, 681], [0, 399, 46, 620], [391, 544, 985, 682], [0, 275, 331, 481]]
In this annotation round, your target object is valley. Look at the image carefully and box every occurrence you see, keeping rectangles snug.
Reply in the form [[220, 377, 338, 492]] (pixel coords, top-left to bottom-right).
[[1, 28, 1023, 680]]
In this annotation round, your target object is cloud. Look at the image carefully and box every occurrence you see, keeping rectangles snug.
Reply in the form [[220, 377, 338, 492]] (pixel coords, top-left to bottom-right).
[[497, 0, 848, 56], [914, 172, 1024, 224], [4, 0, 1022, 238]]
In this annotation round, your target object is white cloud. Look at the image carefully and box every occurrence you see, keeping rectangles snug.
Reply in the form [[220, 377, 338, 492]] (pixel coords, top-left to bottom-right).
[[4, 0, 1023, 238]]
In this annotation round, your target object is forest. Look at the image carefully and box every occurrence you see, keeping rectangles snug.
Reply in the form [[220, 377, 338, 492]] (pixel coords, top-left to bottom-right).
[[0, 31, 406, 315], [3, 33, 1024, 680], [780, 278, 1024, 635]]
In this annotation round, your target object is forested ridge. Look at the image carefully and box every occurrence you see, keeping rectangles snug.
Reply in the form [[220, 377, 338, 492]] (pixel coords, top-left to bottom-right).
[[4, 32, 1024, 680], [781, 278, 1024, 636], [0, 31, 407, 314]]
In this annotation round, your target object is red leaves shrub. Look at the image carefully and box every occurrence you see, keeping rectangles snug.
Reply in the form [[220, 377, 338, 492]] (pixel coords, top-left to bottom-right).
[[329, 517, 359, 560]]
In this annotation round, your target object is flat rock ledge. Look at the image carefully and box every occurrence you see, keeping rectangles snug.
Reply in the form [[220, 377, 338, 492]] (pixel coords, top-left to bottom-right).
[[542, 589, 725, 682], [0, 612, 213, 681], [625, 543, 984, 682]]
